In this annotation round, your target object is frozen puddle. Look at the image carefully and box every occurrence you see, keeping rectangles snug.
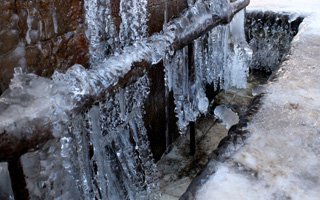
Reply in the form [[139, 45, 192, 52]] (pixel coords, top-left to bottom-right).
[[190, 0, 320, 199]]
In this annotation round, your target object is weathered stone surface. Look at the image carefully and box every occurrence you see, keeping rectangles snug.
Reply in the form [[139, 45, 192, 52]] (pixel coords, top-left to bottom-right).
[[148, 0, 188, 34], [0, 0, 88, 94], [0, 1, 18, 55]]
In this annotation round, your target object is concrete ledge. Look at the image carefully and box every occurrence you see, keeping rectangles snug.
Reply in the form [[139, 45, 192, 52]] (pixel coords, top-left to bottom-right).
[[182, 1, 320, 199]]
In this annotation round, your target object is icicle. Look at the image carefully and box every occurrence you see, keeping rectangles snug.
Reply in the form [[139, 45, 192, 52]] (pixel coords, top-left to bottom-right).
[[164, 2, 251, 134], [21, 138, 83, 199], [119, 0, 149, 46], [84, 0, 104, 64], [88, 75, 159, 200], [164, 47, 208, 134], [203, 25, 226, 90], [223, 10, 252, 89], [0, 163, 14, 199], [85, 0, 118, 64]]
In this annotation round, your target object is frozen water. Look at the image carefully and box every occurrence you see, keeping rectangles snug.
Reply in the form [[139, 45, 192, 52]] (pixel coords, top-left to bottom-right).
[[164, 47, 209, 133], [119, 0, 148, 46], [21, 75, 160, 200], [245, 11, 301, 71], [19, 0, 158, 197], [223, 10, 252, 89], [164, 5, 251, 133], [0, 163, 14, 200], [85, 0, 118, 64], [248, 0, 320, 35], [214, 105, 239, 129]]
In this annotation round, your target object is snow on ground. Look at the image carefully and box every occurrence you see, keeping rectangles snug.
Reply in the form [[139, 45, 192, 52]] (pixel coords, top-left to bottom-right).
[[196, 1, 320, 199]]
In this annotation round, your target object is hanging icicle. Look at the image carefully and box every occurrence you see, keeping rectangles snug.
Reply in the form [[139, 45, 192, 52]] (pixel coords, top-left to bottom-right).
[[119, 0, 149, 46], [85, 0, 118, 64], [164, 1, 252, 134]]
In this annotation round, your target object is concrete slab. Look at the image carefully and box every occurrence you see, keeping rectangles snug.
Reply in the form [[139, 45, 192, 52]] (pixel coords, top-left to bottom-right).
[[196, 1, 320, 199]]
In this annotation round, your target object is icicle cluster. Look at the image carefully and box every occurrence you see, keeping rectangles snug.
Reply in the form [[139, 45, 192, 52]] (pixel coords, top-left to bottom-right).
[[164, 47, 209, 133], [0, 163, 13, 199], [21, 75, 159, 200], [85, 0, 118, 64], [119, 0, 149, 46], [85, 0, 150, 61], [164, 8, 252, 133]]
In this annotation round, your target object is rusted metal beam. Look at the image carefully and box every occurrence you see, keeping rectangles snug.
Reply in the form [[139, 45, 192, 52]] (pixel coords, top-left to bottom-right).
[[0, 0, 250, 161]]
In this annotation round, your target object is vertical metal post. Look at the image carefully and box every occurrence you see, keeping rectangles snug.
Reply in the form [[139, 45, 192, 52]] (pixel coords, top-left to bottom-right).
[[188, 39, 196, 155], [8, 157, 29, 200], [189, 122, 196, 155]]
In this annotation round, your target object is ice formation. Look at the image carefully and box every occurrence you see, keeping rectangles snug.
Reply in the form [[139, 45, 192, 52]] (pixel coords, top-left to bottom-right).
[[0, 0, 251, 199], [164, 7, 252, 133], [214, 105, 239, 129], [246, 11, 302, 71], [119, 0, 148, 46], [0, 163, 14, 199], [18, 1, 159, 199], [21, 75, 159, 200], [85, 0, 149, 63], [85, 0, 118, 64], [192, 1, 320, 199]]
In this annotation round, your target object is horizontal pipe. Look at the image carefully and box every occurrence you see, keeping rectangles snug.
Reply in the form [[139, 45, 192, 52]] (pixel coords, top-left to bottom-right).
[[0, 0, 249, 161]]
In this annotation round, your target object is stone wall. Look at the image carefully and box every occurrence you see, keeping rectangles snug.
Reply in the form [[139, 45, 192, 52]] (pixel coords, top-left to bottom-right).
[[148, 0, 188, 34], [0, 0, 88, 94]]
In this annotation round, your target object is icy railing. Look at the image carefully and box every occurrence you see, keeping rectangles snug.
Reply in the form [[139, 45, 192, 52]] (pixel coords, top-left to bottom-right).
[[18, 0, 158, 199], [0, 0, 249, 199], [20, 75, 160, 199], [0, 0, 250, 161]]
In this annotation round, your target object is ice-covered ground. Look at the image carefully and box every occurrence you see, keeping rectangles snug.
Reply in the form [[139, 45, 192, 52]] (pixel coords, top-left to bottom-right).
[[196, 1, 320, 199]]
